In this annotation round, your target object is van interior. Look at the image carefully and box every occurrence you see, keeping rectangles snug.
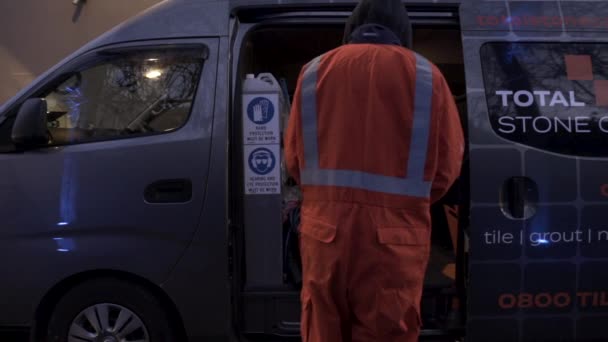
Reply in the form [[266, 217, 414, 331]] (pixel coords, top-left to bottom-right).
[[231, 9, 469, 341]]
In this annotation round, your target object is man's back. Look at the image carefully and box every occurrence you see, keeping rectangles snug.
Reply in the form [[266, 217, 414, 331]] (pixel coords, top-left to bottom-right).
[[316, 44, 420, 181], [285, 43, 463, 224]]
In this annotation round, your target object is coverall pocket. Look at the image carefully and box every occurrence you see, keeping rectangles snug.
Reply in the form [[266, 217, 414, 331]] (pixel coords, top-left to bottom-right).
[[300, 215, 337, 243], [376, 227, 430, 272], [376, 288, 422, 337], [376, 227, 428, 246]]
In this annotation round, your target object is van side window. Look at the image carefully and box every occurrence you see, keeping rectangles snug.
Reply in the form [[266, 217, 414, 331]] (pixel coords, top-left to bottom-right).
[[480, 42, 608, 157], [40, 47, 205, 145]]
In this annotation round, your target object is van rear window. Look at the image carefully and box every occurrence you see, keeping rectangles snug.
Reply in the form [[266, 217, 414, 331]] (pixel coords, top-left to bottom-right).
[[480, 42, 608, 157]]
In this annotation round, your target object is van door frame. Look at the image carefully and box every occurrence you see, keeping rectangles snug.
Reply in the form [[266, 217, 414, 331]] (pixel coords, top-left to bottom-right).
[[229, 5, 469, 340]]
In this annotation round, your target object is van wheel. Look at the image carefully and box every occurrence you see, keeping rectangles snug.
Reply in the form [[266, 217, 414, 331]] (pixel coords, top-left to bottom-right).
[[46, 278, 176, 342]]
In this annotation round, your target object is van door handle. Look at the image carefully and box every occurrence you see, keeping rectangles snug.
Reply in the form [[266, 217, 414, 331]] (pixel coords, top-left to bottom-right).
[[144, 179, 192, 203], [500, 177, 538, 220]]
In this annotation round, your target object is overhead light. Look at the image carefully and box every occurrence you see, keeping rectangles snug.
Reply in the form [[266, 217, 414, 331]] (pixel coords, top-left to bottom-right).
[[145, 69, 162, 79], [147, 58, 159, 62]]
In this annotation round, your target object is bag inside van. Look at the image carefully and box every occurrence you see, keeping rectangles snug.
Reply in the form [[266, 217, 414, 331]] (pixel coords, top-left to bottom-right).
[[233, 21, 469, 340]]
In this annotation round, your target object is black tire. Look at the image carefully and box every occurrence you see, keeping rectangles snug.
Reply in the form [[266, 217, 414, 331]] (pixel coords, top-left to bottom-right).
[[46, 277, 176, 342]]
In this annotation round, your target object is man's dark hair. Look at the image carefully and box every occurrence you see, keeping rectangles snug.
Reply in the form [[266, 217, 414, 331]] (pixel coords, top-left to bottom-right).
[[343, 0, 412, 48]]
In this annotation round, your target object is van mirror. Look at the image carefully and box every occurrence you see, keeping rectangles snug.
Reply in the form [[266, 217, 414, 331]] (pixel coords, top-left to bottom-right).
[[11, 98, 49, 147]]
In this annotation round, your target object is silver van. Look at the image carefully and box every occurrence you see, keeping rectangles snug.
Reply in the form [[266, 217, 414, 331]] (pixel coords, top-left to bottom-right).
[[1, 1, 608, 341]]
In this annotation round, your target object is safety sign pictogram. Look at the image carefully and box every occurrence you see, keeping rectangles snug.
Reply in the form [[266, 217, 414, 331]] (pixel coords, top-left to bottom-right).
[[244, 145, 280, 195], [243, 94, 280, 145], [248, 147, 276, 176]]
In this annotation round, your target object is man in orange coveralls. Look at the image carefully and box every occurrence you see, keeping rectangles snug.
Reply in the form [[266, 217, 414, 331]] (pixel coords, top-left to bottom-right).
[[283, 0, 464, 341]]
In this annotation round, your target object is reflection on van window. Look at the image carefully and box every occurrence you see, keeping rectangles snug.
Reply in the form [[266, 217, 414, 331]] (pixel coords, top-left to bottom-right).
[[43, 48, 205, 145], [480, 42, 608, 157]]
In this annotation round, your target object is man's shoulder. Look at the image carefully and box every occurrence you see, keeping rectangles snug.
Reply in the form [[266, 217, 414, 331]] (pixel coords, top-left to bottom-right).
[[299, 45, 348, 73], [301, 45, 445, 81]]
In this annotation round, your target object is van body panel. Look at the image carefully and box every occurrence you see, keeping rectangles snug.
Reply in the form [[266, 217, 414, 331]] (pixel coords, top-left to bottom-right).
[[460, 1, 608, 341], [0, 139, 205, 325], [460, 0, 608, 33], [0, 37, 218, 326], [161, 37, 231, 341]]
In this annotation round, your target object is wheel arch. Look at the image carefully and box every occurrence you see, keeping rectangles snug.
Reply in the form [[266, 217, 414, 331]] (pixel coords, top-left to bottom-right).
[[31, 269, 188, 342]]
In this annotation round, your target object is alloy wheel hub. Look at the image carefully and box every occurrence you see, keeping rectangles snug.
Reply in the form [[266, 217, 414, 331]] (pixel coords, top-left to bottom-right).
[[67, 303, 150, 342]]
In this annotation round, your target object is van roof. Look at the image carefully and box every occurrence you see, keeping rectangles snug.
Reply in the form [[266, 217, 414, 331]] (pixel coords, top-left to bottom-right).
[[91, 0, 461, 46]]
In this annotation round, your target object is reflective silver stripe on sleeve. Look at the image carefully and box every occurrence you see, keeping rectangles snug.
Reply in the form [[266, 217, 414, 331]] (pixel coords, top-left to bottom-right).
[[407, 54, 433, 181], [299, 53, 433, 198], [301, 55, 323, 169]]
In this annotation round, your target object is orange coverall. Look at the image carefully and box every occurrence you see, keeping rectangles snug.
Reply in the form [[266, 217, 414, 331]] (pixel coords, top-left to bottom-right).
[[284, 43, 464, 342]]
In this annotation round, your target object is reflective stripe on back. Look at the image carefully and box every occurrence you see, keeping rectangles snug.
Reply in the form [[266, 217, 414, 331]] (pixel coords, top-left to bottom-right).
[[408, 55, 433, 181], [299, 52, 433, 198], [301, 55, 323, 169], [300, 168, 432, 197]]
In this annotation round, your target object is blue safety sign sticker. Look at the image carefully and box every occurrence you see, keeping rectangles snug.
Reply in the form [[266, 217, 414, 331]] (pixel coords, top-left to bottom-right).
[[247, 97, 275, 125], [248, 147, 276, 175], [243, 94, 280, 145], [244, 145, 281, 195]]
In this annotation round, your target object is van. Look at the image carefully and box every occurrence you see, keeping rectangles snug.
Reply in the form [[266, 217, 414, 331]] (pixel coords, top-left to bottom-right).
[[1, 0, 607, 341]]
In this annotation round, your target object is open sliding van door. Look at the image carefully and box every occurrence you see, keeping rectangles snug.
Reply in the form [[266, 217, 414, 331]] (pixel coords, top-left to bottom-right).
[[459, 1, 608, 341]]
